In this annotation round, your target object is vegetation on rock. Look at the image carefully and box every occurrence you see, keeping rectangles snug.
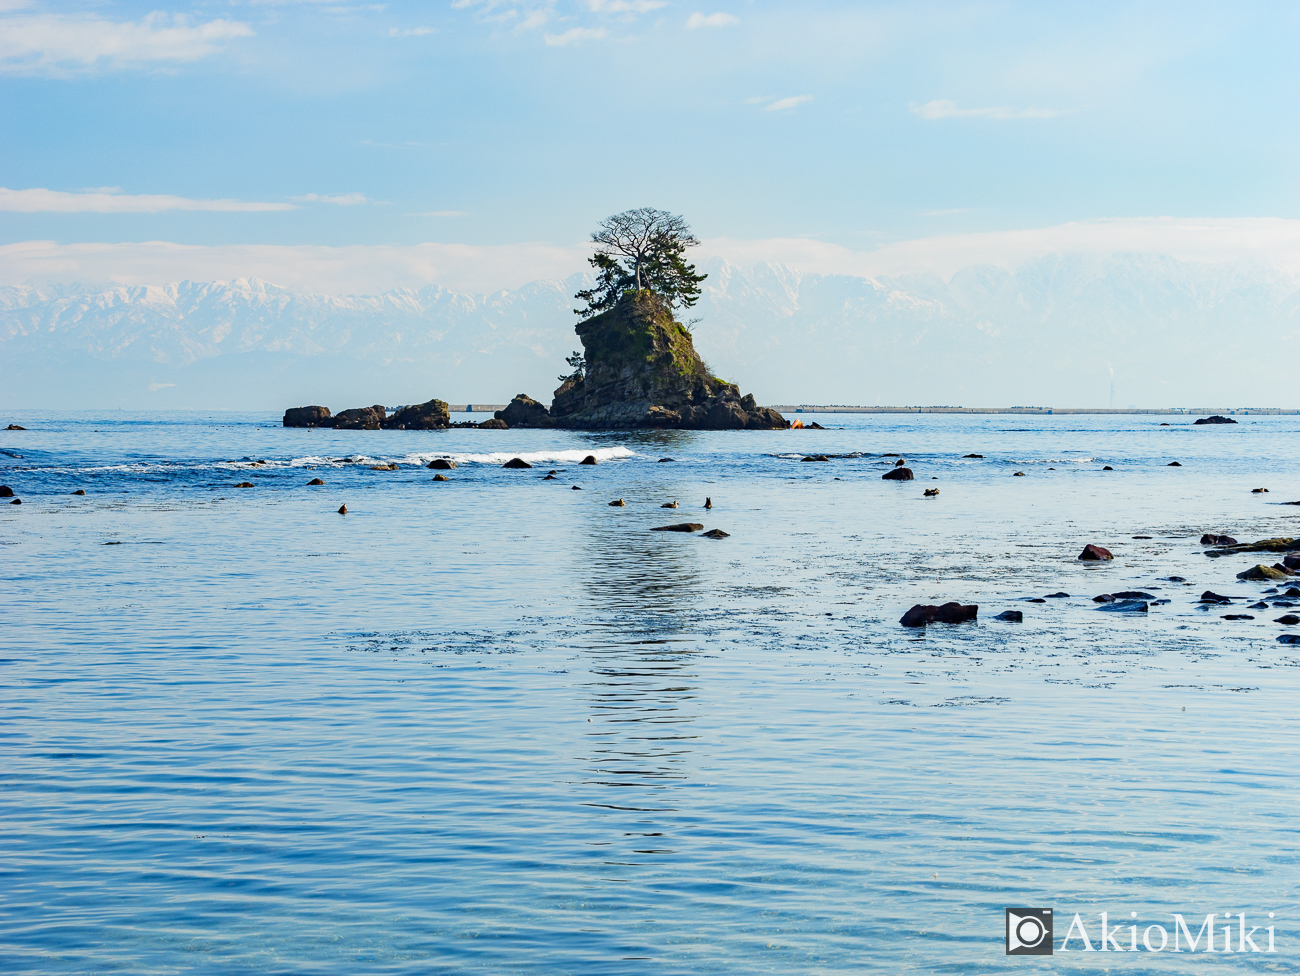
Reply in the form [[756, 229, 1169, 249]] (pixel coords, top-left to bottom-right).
[[574, 208, 707, 318]]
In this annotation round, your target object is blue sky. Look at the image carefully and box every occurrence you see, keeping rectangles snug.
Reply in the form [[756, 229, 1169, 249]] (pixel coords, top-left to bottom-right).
[[3, 1, 1299, 290]]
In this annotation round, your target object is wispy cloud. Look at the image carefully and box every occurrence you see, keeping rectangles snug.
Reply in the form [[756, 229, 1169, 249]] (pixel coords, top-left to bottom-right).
[[0, 12, 253, 74], [686, 12, 738, 29], [910, 100, 1068, 121], [386, 26, 435, 36], [292, 193, 370, 206], [410, 210, 467, 217], [0, 187, 296, 213], [588, 0, 666, 12], [764, 95, 813, 112], [544, 26, 606, 46]]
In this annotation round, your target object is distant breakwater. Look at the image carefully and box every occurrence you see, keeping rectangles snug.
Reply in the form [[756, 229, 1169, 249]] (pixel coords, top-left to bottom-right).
[[768, 406, 1300, 415]]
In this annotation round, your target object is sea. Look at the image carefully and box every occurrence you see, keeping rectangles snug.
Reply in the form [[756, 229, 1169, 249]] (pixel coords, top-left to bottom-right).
[[2, 410, 1298, 974]]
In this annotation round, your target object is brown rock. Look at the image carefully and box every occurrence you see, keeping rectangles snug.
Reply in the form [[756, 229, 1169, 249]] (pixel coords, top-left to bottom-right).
[[882, 467, 914, 481], [900, 602, 978, 627], [307, 478, 325, 486], [802, 455, 830, 462], [1079, 544, 1114, 561], [580, 455, 598, 465], [72, 489, 86, 495], [701, 528, 730, 539], [651, 523, 704, 532], [495, 393, 554, 428], [235, 481, 254, 488], [432, 473, 449, 481], [283, 405, 333, 428], [476, 417, 508, 430], [0, 485, 12, 497], [334, 405, 386, 430]]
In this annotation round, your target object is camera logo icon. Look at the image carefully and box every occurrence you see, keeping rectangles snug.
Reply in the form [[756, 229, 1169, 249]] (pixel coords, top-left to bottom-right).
[[1006, 908, 1053, 955]]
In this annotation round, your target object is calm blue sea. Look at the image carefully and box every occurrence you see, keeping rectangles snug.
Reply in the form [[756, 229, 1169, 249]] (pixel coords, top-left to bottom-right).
[[3, 411, 1299, 974]]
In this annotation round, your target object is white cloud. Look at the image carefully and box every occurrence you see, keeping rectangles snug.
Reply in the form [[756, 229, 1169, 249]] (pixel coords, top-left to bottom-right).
[[764, 95, 813, 112], [11, 219, 1300, 297], [0, 12, 253, 74], [910, 99, 1068, 121], [292, 193, 370, 206], [587, 0, 666, 12], [686, 12, 738, 29], [386, 26, 434, 36], [147, 382, 176, 391], [544, 26, 606, 46], [0, 187, 296, 214]]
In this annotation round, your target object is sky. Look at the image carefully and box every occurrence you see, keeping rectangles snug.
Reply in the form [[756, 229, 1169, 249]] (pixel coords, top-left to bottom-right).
[[3, 1, 1300, 292]]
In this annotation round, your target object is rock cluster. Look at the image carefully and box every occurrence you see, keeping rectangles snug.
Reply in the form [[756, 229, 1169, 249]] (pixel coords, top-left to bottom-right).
[[1194, 415, 1238, 425], [547, 290, 788, 430], [283, 398, 450, 430], [900, 602, 978, 627], [494, 394, 554, 428]]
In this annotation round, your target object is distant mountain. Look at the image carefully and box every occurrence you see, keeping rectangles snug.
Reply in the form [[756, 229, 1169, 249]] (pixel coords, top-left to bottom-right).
[[3, 255, 1299, 409]]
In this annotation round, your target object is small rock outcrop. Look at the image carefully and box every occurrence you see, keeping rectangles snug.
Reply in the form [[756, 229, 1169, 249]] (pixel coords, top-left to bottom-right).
[[1194, 415, 1237, 425], [495, 394, 554, 428], [701, 529, 730, 539], [993, 610, 1023, 622], [882, 467, 914, 481], [476, 418, 508, 430], [900, 602, 978, 627], [0, 486, 12, 498], [307, 478, 325, 486], [651, 522, 704, 532], [549, 291, 788, 430], [1078, 544, 1114, 561], [334, 405, 386, 430], [428, 459, 457, 469], [283, 405, 333, 428], [385, 398, 450, 430], [502, 458, 532, 469], [1201, 533, 1238, 546], [1238, 564, 1290, 581]]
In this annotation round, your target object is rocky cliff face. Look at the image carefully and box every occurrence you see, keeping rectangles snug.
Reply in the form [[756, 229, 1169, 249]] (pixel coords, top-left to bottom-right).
[[549, 291, 787, 430]]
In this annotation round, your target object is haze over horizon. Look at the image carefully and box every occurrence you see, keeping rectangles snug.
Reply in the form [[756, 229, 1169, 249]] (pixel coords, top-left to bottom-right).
[[4, 1, 1299, 407]]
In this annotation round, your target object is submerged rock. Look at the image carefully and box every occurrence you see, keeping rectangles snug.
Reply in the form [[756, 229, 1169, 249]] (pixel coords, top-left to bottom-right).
[[476, 417, 508, 430], [307, 478, 325, 486], [963, 453, 984, 458], [283, 405, 333, 428], [1097, 600, 1148, 613], [71, 489, 86, 495], [334, 405, 386, 430], [235, 481, 254, 488], [1168, 461, 1182, 466], [651, 522, 704, 532], [900, 602, 978, 627], [495, 393, 554, 429], [0, 485, 12, 497], [1199, 591, 1235, 604], [549, 291, 788, 430], [882, 467, 914, 481], [502, 458, 532, 469], [1078, 544, 1114, 561], [701, 529, 730, 539], [580, 455, 598, 465], [1275, 614, 1300, 625], [993, 610, 1024, 622], [1278, 634, 1300, 644], [385, 398, 450, 430], [802, 455, 830, 462], [1223, 614, 1255, 620], [10, 498, 20, 505], [428, 459, 457, 469], [1194, 415, 1237, 425]]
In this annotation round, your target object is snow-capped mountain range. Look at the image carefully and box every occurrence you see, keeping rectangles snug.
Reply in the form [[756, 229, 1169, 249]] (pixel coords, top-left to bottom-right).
[[3, 255, 1299, 409]]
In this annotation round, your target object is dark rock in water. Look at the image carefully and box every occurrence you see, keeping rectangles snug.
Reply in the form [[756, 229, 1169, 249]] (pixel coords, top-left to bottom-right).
[[807, 422, 825, 429], [503, 458, 532, 469], [701, 528, 730, 539], [963, 453, 983, 458], [547, 470, 558, 475], [334, 405, 386, 430], [580, 455, 598, 465], [1199, 591, 1235, 603], [900, 602, 978, 627], [802, 455, 830, 462], [1223, 614, 1255, 620], [385, 398, 450, 430], [1102, 465, 1114, 470], [283, 405, 333, 428], [882, 467, 914, 481], [608, 499, 625, 507], [1013, 471, 1026, 476], [10, 497, 20, 505], [476, 417, 508, 430], [1200, 533, 1237, 546], [1025, 598, 1047, 603], [1275, 614, 1300, 625], [1161, 576, 1187, 582], [1194, 415, 1237, 425], [1151, 599, 1171, 605], [1078, 544, 1113, 561], [1097, 600, 1148, 613], [549, 290, 789, 430], [1045, 592, 1070, 599], [543, 474, 557, 480], [993, 610, 1023, 622], [369, 463, 399, 471], [495, 393, 554, 428], [5, 424, 26, 430], [1278, 634, 1300, 644], [571, 485, 582, 490], [658, 457, 675, 463], [338, 504, 348, 514], [432, 473, 449, 482], [882, 453, 901, 457], [1167, 461, 1182, 466], [307, 478, 325, 486], [1093, 594, 1115, 603], [0, 485, 12, 497], [651, 523, 704, 532], [1238, 564, 1290, 581], [72, 489, 86, 495], [235, 481, 254, 488], [1113, 590, 1155, 599], [1273, 562, 1296, 575], [1286, 587, 1300, 597], [1282, 554, 1300, 570], [428, 459, 457, 469], [1250, 601, 1270, 610]]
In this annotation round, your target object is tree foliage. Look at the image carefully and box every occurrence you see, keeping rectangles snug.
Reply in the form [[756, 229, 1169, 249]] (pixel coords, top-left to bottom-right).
[[574, 208, 707, 317]]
